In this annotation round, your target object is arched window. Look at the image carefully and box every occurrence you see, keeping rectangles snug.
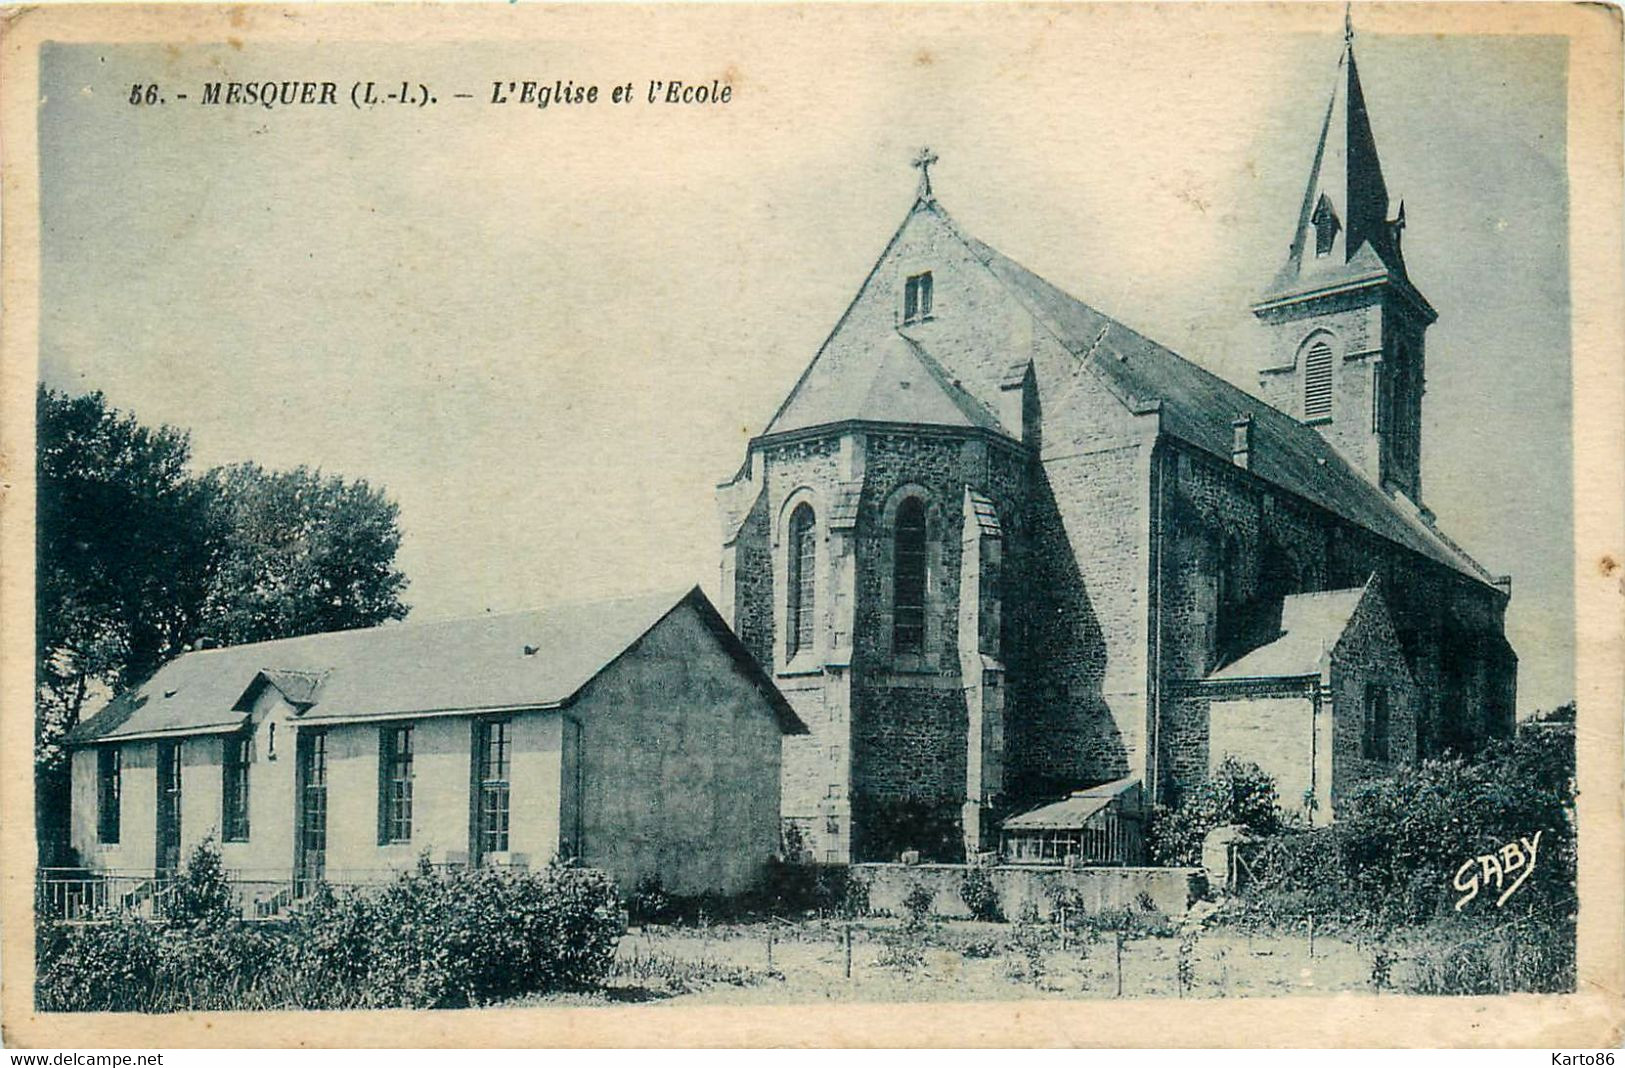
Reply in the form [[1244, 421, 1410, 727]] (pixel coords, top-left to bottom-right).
[[893, 497, 928, 655], [787, 504, 816, 658], [1304, 339, 1334, 420]]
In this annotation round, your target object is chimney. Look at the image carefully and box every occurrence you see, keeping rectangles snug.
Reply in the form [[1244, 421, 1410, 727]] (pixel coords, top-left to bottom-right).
[[1231, 414, 1253, 470]]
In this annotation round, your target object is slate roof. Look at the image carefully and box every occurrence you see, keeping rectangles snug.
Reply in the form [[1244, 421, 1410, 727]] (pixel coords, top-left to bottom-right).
[[1207, 586, 1369, 681], [950, 220, 1494, 588], [70, 587, 804, 744], [766, 328, 1007, 438], [1001, 776, 1145, 831]]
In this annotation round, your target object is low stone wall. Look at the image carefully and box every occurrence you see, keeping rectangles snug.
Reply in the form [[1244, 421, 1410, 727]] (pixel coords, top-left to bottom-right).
[[854, 863, 1200, 919]]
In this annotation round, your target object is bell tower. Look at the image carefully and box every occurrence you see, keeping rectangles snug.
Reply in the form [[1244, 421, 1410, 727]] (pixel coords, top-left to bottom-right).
[[1252, 16, 1435, 503]]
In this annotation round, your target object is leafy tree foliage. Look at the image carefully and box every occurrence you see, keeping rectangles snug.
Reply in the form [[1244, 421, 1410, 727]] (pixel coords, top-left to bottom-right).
[[36, 387, 409, 856], [1246, 704, 1576, 929], [36, 387, 214, 772], [197, 463, 409, 647], [1148, 757, 1283, 866]]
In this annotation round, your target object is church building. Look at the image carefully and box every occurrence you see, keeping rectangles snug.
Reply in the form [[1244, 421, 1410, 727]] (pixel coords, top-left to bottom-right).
[[714, 27, 1517, 864]]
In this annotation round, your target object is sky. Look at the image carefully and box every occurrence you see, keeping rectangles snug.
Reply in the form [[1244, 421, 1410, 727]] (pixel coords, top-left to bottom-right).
[[37, 8, 1573, 713]]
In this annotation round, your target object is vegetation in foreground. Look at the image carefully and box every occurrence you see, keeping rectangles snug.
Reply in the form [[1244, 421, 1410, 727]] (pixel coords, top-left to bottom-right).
[[36, 845, 624, 1012], [37, 705, 1576, 1011]]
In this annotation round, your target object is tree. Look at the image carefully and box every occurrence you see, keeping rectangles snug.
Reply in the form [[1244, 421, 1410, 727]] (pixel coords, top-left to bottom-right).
[[196, 463, 409, 647], [35, 387, 410, 860], [36, 389, 215, 769], [1148, 757, 1282, 866]]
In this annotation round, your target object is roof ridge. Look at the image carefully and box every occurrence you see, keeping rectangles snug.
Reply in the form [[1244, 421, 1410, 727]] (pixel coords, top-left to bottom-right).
[[950, 221, 1497, 590], [181, 586, 699, 658]]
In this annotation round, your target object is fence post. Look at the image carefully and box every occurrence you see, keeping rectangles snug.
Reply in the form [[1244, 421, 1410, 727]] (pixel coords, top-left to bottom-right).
[[844, 925, 853, 979], [1115, 930, 1125, 998], [1059, 905, 1068, 951], [767, 929, 775, 972], [1308, 912, 1316, 960]]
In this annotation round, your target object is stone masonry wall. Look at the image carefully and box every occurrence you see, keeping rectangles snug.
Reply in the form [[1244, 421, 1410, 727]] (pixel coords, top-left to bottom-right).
[[1156, 438, 1513, 805]]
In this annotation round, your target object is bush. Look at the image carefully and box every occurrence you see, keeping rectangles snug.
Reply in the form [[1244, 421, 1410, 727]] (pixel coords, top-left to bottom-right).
[[1240, 718, 1576, 931], [960, 865, 1002, 922], [901, 883, 935, 931], [163, 837, 235, 926], [1006, 902, 1047, 983], [817, 866, 870, 919], [1219, 710, 1577, 995], [1148, 757, 1282, 866], [627, 874, 675, 925], [36, 854, 626, 1012]]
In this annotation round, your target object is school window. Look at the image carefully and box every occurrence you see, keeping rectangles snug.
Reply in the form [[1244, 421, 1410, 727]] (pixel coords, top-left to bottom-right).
[[787, 503, 816, 659], [96, 747, 121, 845], [1362, 684, 1390, 762], [1304, 340, 1334, 420], [903, 271, 933, 324], [893, 496, 927, 655], [476, 719, 511, 856], [222, 734, 252, 841], [379, 725, 414, 843]]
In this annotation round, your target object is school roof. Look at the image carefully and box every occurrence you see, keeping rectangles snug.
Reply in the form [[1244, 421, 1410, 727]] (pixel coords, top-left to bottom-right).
[[69, 586, 805, 744]]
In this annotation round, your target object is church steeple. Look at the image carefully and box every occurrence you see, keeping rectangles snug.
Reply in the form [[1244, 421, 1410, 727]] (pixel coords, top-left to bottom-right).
[[1253, 18, 1434, 504], [1268, 23, 1417, 296]]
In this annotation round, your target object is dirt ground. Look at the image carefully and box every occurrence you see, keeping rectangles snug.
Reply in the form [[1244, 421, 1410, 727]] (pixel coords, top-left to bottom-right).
[[520, 918, 1385, 1005]]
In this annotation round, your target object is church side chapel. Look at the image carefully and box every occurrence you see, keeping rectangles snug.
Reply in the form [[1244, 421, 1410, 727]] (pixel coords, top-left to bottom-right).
[[715, 22, 1516, 865]]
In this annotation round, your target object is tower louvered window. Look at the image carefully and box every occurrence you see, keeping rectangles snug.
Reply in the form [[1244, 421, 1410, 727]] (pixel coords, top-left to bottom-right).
[[1304, 340, 1334, 420], [787, 504, 816, 658]]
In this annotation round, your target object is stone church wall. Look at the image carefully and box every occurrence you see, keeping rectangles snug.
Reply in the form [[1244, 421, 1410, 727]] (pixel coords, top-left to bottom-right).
[[1327, 585, 1421, 804], [1154, 438, 1513, 805]]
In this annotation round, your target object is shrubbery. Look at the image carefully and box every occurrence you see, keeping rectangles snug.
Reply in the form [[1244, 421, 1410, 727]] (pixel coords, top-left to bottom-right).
[[1225, 708, 1577, 994], [1148, 757, 1282, 866], [959, 864, 1001, 922], [1241, 716, 1575, 930], [37, 848, 626, 1012]]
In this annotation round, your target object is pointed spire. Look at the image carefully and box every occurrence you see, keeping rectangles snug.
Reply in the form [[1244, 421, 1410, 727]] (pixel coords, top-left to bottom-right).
[[911, 146, 938, 201], [1260, 12, 1414, 299]]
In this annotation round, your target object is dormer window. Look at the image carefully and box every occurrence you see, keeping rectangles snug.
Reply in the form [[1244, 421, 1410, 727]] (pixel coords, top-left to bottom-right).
[[1311, 194, 1341, 258], [903, 271, 933, 324]]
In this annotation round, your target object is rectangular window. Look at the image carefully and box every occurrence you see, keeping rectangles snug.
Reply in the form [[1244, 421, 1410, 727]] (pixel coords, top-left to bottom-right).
[[1362, 684, 1390, 762], [380, 725, 415, 843], [222, 734, 251, 841], [903, 271, 933, 324], [96, 747, 121, 844], [475, 720, 511, 856], [1371, 362, 1386, 434]]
